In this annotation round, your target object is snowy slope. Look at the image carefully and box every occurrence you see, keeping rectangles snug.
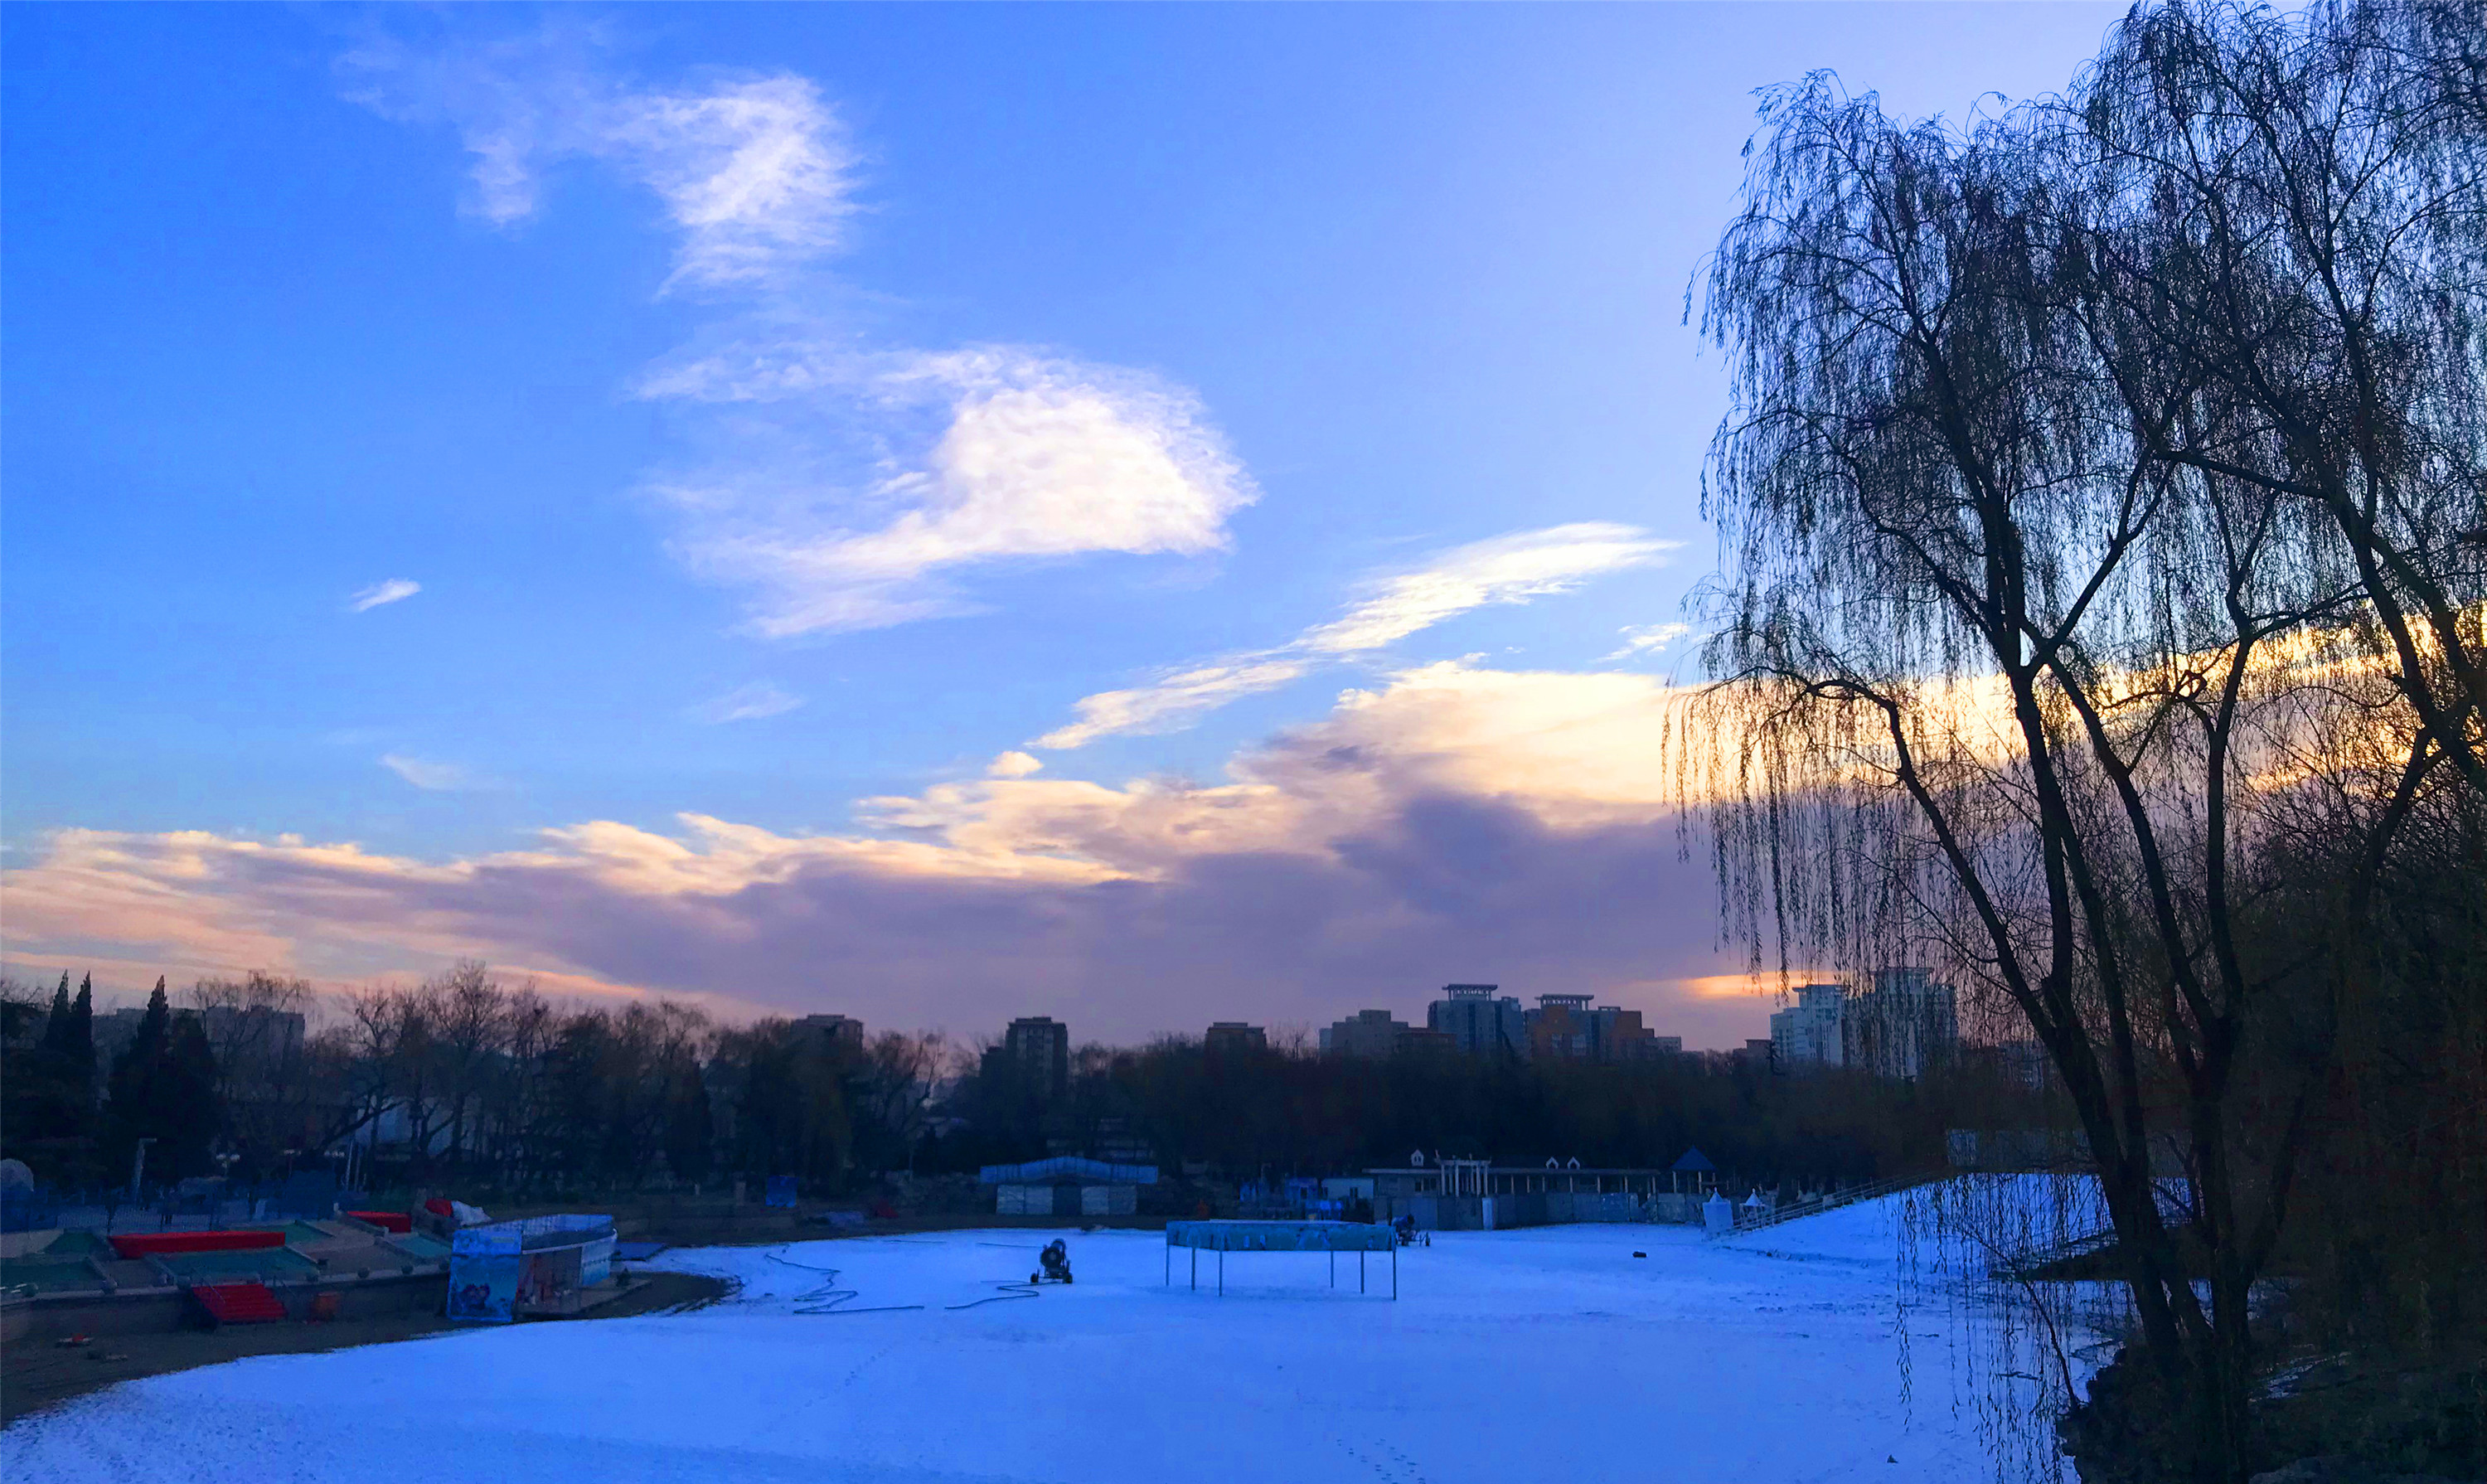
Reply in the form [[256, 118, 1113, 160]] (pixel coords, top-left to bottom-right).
[[6, 1218, 2030, 1483]]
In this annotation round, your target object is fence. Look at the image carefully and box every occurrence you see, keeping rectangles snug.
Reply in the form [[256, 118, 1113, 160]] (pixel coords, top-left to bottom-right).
[[1710, 1171, 1938, 1239]]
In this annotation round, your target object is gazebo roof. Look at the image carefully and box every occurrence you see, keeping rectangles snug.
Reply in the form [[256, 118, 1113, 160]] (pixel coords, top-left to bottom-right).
[[1669, 1147, 1717, 1173]]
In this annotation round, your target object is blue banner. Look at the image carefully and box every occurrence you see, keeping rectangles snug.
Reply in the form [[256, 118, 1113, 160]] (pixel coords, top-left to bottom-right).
[[448, 1225, 522, 1323]]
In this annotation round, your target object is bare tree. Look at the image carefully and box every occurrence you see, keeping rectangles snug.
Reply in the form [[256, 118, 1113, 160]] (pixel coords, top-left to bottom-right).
[[1690, 7, 2480, 1476], [187, 972, 316, 1179]]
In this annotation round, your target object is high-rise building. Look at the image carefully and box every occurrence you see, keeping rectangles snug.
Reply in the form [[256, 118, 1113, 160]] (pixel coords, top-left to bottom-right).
[[1527, 994, 1597, 1059], [1319, 1009, 1448, 1059], [1428, 985, 1527, 1057], [1204, 1021, 1268, 1055], [1586, 1005, 1665, 1060], [994, 1016, 1071, 1100], [1522, 994, 1674, 1060], [790, 1014, 865, 1056], [1768, 983, 1848, 1071], [1767, 970, 1961, 1078], [1844, 968, 1959, 1079]]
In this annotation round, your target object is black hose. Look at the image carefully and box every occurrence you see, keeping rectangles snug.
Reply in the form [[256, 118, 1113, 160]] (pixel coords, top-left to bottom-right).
[[764, 1250, 925, 1316], [944, 1279, 1041, 1310]]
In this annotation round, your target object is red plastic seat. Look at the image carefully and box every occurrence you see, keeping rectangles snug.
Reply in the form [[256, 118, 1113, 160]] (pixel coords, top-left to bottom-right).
[[191, 1282, 288, 1325]]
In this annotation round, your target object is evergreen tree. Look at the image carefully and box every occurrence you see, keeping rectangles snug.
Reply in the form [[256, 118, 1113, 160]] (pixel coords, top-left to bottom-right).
[[40, 973, 70, 1056], [104, 979, 173, 1187], [159, 1013, 221, 1180], [23, 973, 82, 1155], [63, 975, 95, 1137]]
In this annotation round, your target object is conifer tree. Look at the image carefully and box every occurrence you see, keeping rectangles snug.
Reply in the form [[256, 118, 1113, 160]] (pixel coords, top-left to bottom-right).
[[65, 974, 95, 1129], [40, 972, 70, 1056], [160, 1013, 221, 1180], [104, 979, 173, 1186]]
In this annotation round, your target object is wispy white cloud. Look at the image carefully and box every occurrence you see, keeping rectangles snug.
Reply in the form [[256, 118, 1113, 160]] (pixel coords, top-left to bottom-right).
[[347, 579, 423, 613], [1605, 622, 1693, 661], [380, 754, 473, 791], [604, 77, 856, 292], [690, 681, 804, 725], [1032, 523, 1678, 749], [341, 27, 854, 293], [346, 29, 1251, 637], [1302, 525, 1679, 656], [1035, 657, 1311, 749]]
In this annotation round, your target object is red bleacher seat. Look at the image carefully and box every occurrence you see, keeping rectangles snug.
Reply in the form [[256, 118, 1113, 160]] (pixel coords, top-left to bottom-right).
[[345, 1210, 412, 1234], [111, 1229, 287, 1259], [191, 1282, 288, 1325]]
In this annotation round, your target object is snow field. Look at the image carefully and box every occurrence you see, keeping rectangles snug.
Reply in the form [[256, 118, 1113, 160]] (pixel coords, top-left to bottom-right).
[[7, 1200, 2019, 1484]]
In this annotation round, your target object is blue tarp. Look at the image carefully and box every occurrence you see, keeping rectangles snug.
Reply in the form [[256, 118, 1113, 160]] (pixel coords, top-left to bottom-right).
[[977, 1157, 1158, 1186], [0, 1188, 58, 1234], [764, 1176, 798, 1208], [270, 1171, 338, 1218]]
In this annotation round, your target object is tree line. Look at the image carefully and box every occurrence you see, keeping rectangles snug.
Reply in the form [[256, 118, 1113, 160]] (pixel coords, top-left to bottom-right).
[[2, 962, 2048, 1203], [4, 974, 222, 1192], [0, 965, 950, 1200]]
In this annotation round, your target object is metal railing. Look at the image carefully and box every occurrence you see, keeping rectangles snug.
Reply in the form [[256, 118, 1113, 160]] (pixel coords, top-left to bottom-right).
[[1709, 1171, 1942, 1239]]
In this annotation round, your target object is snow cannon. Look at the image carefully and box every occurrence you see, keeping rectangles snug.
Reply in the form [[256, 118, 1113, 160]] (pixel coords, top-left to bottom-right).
[[1033, 1239, 1074, 1285]]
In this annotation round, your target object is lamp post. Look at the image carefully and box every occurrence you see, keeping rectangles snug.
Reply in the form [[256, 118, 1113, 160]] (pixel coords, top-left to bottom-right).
[[130, 1136, 158, 1204]]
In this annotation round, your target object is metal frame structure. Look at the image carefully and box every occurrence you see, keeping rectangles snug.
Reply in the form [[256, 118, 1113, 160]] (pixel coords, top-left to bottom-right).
[[1162, 1220, 1397, 1300]]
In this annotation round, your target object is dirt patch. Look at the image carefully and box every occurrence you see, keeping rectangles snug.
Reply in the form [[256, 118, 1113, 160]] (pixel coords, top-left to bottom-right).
[[0, 1269, 729, 1429]]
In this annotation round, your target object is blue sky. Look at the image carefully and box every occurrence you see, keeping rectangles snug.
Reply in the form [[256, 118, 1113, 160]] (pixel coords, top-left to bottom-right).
[[2, 3, 2130, 1043]]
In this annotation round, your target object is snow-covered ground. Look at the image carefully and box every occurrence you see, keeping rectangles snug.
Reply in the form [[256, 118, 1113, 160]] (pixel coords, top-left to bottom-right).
[[7, 1198, 2051, 1483]]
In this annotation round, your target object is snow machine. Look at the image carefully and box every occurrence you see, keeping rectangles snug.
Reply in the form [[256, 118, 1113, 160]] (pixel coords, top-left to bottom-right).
[[1031, 1239, 1074, 1285]]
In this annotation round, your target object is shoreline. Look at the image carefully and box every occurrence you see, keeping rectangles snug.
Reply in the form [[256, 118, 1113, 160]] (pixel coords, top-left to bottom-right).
[[0, 1269, 730, 1428]]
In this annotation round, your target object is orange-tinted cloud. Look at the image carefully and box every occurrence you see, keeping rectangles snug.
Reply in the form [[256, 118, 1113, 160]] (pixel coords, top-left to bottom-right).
[[3, 662, 1770, 1043]]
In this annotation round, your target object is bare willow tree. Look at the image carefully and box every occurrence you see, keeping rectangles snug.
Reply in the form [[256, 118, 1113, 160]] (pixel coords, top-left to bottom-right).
[[2069, 1, 2487, 791], [1690, 4, 2482, 1478]]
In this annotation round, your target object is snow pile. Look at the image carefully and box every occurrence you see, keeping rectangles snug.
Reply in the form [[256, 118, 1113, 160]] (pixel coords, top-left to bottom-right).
[[9, 1218, 2031, 1482]]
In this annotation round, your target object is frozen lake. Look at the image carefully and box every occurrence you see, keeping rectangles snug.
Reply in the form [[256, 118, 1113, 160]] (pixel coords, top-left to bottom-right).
[[5, 1196, 2023, 1482]]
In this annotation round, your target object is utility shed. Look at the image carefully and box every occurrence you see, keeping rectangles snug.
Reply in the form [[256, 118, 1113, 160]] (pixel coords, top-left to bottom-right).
[[978, 1157, 1157, 1219]]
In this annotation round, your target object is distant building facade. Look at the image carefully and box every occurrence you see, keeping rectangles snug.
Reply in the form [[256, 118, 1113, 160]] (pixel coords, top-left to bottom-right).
[[1418, 984, 1680, 1062], [1319, 1010, 1449, 1059], [1428, 985, 1526, 1057], [789, 1014, 865, 1057], [1528, 994, 1597, 1059], [1767, 970, 1961, 1079], [1769, 983, 1848, 1070], [1586, 1005, 1667, 1061], [1525, 995, 1670, 1061], [989, 1016, 1071, 1100], [1204, 1021, 1268, 1055], [1844, 968, 1959, 1079]]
